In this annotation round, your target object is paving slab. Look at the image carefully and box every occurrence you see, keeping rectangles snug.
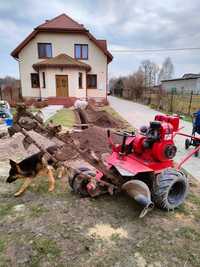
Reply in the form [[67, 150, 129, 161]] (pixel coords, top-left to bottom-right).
[[109, 96, 200, 181]]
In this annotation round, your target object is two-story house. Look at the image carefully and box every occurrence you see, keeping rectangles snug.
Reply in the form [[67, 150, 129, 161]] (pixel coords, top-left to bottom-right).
[[11, 13, 113, 103]]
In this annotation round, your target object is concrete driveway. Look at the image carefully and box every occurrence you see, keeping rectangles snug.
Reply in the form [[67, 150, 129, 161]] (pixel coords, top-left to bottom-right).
[[109, 96, 200, 180]]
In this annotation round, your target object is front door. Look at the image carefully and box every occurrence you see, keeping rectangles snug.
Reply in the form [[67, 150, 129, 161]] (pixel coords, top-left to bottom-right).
[[56, 75, 68, 97]]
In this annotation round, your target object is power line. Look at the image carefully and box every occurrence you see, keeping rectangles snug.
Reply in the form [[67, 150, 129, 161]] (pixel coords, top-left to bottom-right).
[[110, 47, 200, 53]]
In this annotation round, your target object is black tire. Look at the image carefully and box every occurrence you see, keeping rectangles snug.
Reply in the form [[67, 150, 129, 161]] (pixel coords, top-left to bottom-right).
[[152, 168, 188, 210], [185, 138, 190, 150]]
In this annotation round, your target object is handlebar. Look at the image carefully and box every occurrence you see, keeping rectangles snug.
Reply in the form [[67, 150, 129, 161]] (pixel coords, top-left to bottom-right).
[[107, 129, 135, 154], [112, 130, 135, 137]]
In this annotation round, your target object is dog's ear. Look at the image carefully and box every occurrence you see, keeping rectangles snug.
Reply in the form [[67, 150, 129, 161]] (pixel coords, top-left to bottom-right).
[[9, 159, 17, 167]]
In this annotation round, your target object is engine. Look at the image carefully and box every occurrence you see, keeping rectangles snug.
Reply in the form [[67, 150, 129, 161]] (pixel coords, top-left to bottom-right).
[[133, 115, 179, 162]]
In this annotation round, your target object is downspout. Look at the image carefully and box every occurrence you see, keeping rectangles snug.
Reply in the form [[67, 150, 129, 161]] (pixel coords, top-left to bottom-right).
[[39, 70, 42, 101], [106, 62, 108, 101], [86, 71, 88, 100], [16, 58, 22, 100]]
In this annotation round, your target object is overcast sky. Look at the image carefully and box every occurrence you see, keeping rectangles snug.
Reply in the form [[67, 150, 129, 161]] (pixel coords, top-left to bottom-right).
[[1, 0, 200, 79]]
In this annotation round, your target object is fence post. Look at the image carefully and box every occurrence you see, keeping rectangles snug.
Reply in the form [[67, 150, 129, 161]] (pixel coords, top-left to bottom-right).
[[170, 90, 174, 113], [188, 90, 193, 115], [0, 86, 2, 100]]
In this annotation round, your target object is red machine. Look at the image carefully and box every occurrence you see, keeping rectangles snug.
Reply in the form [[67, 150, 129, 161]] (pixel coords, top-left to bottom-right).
[[69, 114, 200, 217]]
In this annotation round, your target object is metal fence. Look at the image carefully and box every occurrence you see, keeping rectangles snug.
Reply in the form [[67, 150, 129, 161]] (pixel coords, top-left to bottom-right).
[[0, 86, 22, 105], [146, 91, 200, 115], [114, 88, 200, 115]]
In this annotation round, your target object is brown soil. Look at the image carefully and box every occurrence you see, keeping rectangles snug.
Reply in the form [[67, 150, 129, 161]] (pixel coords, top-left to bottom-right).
[[60, 126, 123, 185], [83, 105, 123, 128], [71, 126, 122, 158]]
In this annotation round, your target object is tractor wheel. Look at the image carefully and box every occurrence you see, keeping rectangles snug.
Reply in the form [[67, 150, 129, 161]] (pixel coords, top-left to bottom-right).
[[185, 138, 190, 150], [152, 168, 188, 210], [68, 167, 90, 188], [69, 167, 95, 197]]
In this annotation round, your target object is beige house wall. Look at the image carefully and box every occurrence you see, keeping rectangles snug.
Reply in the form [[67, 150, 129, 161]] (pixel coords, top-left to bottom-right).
[[18, 32, 108, 98], [39, 68, 87, 98]]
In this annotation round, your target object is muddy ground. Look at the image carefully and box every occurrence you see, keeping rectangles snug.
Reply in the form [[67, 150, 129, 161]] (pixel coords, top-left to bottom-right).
[[1, 108, 200, 266]]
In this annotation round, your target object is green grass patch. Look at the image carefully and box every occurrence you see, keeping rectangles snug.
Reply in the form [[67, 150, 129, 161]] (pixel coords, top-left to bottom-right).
[[33, 237, 61, 257], [176, 226, 200, 241], [11, 107, 39, 116], [28, 178, 49, 195], [29, 205, 49, 218], [0, 239, 5, 253], [30, 237, 61, 266], [0, 203, 14, 218], [110, 233, 121, 242], [137, 227, 200, 266], [188, 192, 200, 207], [176, 203, 191, 216], [47, 108, 75, 128], [101, 106, 134, 131]]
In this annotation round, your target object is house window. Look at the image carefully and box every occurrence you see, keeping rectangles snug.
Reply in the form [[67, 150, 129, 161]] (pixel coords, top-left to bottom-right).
[[75, 44, 88, 59], [87, 74, 97, 89], [38, 43, 52, 58], [79, 72, 83, 88], [31, 73, 40, 88], [42, 72, 46, 88]]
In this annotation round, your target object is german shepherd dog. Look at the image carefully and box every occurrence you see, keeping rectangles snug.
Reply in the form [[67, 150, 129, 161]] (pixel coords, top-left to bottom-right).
[[6, 152, 56, 197]]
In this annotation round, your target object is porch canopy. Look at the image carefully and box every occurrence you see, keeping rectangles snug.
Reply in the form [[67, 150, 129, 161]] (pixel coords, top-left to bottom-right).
[[33, 53, 91, 71]]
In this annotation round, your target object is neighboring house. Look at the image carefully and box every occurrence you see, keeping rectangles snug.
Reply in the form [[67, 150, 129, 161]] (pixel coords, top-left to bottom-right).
[[161, 73, 200, 94], [11, 13, 113, 102]]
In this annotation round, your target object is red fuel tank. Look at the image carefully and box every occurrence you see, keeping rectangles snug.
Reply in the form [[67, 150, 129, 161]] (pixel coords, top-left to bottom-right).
[[155, 114, 179, 132]]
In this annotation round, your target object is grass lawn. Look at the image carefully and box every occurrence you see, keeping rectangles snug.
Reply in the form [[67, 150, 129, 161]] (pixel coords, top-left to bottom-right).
[[101, 105, 134, 131], [1, 172, 200, 266], [11, 107, 39, 116], [47, 108, 76, 128]]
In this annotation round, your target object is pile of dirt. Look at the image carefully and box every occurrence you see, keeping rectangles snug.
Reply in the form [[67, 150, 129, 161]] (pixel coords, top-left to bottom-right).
[[83, 105, 123, 128], [52, 133, 79, 161], [71, 126, 122, 158]]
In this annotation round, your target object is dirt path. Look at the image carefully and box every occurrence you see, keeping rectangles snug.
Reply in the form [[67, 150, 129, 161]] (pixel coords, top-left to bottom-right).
[[109, 96, 200, 181]]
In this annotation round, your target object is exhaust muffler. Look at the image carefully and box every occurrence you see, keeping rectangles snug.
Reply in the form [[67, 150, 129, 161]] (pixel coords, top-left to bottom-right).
[[122, 180, 154, 218]]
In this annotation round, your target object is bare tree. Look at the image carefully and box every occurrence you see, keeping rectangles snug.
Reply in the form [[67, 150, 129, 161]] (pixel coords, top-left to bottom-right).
[[109, 77, 125, 97], [0, 76, 20, 91], [158, 57, 174, 83], [123, 69, 145, 100], [141, 60, 159, 88], [109, 78, 116, 95]]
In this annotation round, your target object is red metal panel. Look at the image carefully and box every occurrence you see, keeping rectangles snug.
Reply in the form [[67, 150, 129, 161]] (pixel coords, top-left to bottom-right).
[[106, 152, 153, 176]]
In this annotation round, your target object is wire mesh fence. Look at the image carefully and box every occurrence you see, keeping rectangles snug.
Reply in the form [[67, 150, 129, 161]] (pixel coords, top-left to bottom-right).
[[146, 90, 200, 115], [113, 88, 200, 116]]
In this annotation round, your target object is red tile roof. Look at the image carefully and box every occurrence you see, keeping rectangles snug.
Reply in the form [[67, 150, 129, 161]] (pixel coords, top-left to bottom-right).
[[32, 53, 91, 71], [96, 40, 107, 51], [11, 14, 113, 63], [37, 13, 85, 30]]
